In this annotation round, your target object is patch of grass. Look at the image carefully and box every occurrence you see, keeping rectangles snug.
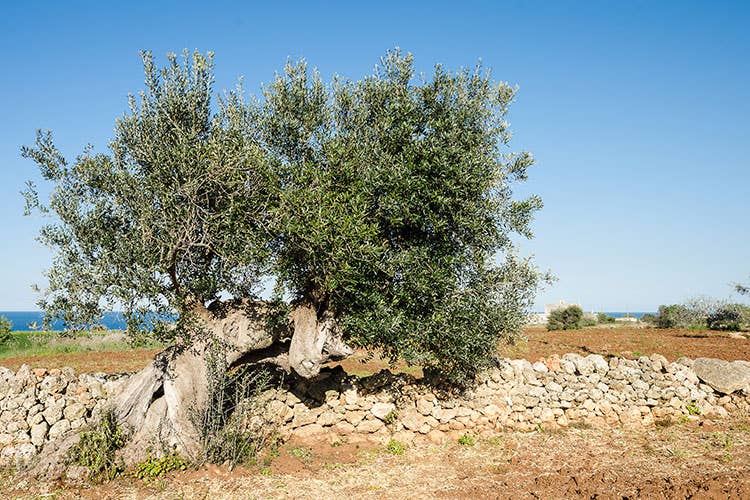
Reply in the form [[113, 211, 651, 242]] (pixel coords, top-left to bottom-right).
[[710, 432, 733, 450], [385, 439, 406, 455], [132, 452, 188, 480], [686, 401, 701, 416], [487, 436, 502, 446], [0, 330, 162, 359], [68, 410, 128, 482], [289, 446, 313, 462], [383, 409, 398, 425], [457, 432, 476, 447]]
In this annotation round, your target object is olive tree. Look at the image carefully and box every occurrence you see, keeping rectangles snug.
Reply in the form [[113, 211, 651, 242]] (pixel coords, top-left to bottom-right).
[[23, 49, 544, 463]]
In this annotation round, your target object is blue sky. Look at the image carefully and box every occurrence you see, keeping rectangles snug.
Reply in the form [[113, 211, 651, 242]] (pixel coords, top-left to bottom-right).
[[1, 0, 748, 312]]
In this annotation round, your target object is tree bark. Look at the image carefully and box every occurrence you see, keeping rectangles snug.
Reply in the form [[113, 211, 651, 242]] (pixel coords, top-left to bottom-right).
[[288, 302, 353, 378], [29, 298, 354, 478]]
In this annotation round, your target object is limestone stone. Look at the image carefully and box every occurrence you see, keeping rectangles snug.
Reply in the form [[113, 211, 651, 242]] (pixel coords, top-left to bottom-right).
[[400, 410, 426, 431], [63, 402, 86, 421], [345, 410, 366, 425], [333, 421, 355, 435], [293, 423, 325, 438], [318, 410, 340, 427], [416, 398, 433, 415], [357, 419, 384, 433], [693, 358, 750, 394], [370, 402, 396, 420], [30, 422, 48, 447], [48, 419, 71, 440]]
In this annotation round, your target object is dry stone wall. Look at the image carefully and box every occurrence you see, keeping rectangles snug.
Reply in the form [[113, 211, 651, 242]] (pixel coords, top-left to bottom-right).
[[1, 354, 749, 467]]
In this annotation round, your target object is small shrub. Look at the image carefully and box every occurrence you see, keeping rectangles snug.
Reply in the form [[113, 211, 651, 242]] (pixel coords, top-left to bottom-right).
[[547, 305, 584, 331], [69, 410, 128, 482], [580, 316, 597, 327], [133, 452, 188, 480], [383, 409, 398, 425], [686, 401, 701, 416], [0, 316, 12, 345], [192, 342, 276, 467], [288, 446, 313, 462], [457, 432, 476, 446], [706, 307, 743, 331], [653, 304, 696, 329], [596, 313, 616, 324], [385, 439, 406, 455], [640, 313, 659, 325]]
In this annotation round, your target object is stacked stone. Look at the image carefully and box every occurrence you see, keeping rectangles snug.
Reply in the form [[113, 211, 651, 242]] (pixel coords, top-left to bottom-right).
[[1, 354, 748, 466], [0, 365, 126, 467], [266, 354, 750, 443]]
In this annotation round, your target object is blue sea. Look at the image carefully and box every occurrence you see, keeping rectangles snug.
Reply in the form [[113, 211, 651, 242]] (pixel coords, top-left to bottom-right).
[[1, 310, 654, 331], [0, 311, 128, 331]]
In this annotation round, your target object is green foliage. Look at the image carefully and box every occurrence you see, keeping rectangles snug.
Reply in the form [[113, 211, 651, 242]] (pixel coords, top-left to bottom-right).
[[457, 432, 476, 446], [385, 439, 406, 455], [651, 299, 749, 331], [686, 401, 701, 416], [596, 312, 616, 324], [547, 305, 583, 331], [707, 306, 743, 331], [23, 48, 546, 384], [193, 345, 275, 466], [580, 316, 597, 327], [706, 304, 749, 331], [288, 447, 313, 462], [640, 313, 659, 325], [69, 410, 128, 482], [382, 409, 398, 425], [653, 304, 697, 329], [132, 452, 188, 480], [0, 316, 11, 345]]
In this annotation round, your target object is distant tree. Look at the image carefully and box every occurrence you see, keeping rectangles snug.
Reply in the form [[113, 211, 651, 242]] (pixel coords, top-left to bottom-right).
[[596, 312, 616, 324], [706, 306, 743, 331], [0, 315, 11, 345], [640, 313, 658, 325], [547, 305, 583, 331], [652, 304, 695, 329], [23, 50, 545, 463]]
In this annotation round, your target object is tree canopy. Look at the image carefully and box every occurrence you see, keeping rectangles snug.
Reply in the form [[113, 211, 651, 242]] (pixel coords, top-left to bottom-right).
[[23, 49, 545, 383]]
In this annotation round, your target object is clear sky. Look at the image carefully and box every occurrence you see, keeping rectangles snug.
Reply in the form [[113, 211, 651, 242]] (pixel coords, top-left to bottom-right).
[[1, 0, 748, 312]]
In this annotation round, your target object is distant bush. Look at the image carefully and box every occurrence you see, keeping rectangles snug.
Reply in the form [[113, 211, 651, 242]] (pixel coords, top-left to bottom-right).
[[596, 313, 616, 324], [650, 299, 749, 331], [705, 304, 750, 331], [706, 307, 742, 331], [547, 305, 584, 331], [653, 304, 695, 329], [581, 316, 597, 327], [640, 313, 659, 325], [0, 316, 12, 345]]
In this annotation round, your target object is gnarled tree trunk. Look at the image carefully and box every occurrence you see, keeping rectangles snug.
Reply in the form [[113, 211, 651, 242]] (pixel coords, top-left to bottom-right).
[[30, 298, 354, 478]]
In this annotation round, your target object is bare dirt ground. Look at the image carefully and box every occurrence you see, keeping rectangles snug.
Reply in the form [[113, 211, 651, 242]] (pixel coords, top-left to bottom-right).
[[2, 325, 747, 376], [8, 416, 750, 499]]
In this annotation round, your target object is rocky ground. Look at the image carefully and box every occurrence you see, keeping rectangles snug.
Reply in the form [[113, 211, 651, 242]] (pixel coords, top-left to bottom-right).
[[5, 415, 749, 499]]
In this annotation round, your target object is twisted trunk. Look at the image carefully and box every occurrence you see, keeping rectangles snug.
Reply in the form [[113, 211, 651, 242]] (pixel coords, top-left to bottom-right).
[[30, 299, 353, 479]]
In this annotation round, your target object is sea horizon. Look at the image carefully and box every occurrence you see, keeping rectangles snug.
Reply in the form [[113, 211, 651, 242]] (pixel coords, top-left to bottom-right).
[[0, 310, 656, 332]]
